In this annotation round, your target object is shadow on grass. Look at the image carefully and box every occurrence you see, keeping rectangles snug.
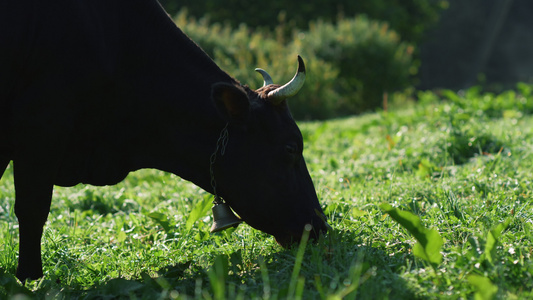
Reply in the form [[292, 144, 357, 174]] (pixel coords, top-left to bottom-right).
[[3, 229, 425, 299]]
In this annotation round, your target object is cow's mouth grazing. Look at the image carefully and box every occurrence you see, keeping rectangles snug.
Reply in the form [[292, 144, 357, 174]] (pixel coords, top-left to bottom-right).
[[274, 217, 330, 248]]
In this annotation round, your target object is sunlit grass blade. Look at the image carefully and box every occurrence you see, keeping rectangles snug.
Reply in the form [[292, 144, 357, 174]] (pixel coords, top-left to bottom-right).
[[258, 257, 271, 299], [207, 255, 229, 300], [288, 224, 312, 299]]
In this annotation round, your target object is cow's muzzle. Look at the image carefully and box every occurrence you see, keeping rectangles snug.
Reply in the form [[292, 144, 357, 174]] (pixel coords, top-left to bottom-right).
[[275, 212, 330, 248]]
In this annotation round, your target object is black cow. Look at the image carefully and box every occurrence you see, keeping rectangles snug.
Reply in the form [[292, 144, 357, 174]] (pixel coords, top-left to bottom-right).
[[0, 0, 328, 281]]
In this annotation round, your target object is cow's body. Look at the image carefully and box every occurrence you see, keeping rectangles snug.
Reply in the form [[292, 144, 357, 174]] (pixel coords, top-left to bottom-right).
[[1, 0, 231, 187], [0, 0, 328, 281]]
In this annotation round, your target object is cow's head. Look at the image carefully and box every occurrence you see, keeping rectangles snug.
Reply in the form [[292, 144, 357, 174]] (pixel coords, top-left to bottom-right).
[[210, 56, 329, 246]]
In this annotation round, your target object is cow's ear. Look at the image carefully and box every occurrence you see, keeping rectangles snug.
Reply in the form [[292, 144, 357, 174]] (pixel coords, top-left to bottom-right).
[[212, 83, 250, 122]]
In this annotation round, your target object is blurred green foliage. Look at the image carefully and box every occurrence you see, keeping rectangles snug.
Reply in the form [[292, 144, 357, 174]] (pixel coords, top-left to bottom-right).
[[160, 1, 448, 119], [161, 0, 447, 44], [176, 12, 414, 119], [299, 17, 415, 114]]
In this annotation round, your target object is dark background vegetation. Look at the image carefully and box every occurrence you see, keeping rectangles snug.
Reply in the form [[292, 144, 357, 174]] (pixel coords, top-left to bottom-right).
[[159, 0, 533, 119], [420, 0, 533, 90]]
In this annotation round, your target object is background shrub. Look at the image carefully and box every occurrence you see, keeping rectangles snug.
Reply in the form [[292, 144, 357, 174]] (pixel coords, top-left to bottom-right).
[[176, 12, 413, 119], [175, 12, 340, 119], [296, 16, 415, 114], [161, 0, 445, 44]]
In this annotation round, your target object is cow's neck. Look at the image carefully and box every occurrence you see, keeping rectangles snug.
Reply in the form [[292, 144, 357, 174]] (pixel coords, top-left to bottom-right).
[[120, 1, 236, 193]]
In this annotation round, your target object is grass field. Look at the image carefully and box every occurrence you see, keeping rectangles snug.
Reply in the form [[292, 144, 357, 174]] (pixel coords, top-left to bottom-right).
[[1, 86, 532, 299]]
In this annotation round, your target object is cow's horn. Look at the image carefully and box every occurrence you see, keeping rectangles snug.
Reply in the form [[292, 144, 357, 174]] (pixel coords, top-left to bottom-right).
[[255, 68, 274, 87], [267, 55, 306, 103]]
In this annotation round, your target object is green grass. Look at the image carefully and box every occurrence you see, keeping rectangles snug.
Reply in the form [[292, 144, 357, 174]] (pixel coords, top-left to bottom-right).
[[1, 86, 533, 299]]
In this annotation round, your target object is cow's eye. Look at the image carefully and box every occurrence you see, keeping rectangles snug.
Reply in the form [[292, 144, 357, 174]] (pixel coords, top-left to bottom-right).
[[284, 143, 301, 166], [285, 144, 298, 155]]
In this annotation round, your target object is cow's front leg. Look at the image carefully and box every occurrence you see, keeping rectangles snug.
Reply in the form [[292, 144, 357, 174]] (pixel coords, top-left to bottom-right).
[[13, 160, 54, 281]]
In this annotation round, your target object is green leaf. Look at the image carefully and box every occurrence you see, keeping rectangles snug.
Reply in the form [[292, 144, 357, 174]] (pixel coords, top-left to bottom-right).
[[351, 207, 368, 218], [380, 203, 426, 244], [186, 194, 213, 231], [416, 159, 436, 179], [147, 211, 171, 232], [467, 274, 498, 300], [484, 218, 511, 264], [0, 271, 32, 296], [380, 203, 443, 266], [442, 89, 462, 104], [411, 228, 443, 265], [116, 230, 127, 244]]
